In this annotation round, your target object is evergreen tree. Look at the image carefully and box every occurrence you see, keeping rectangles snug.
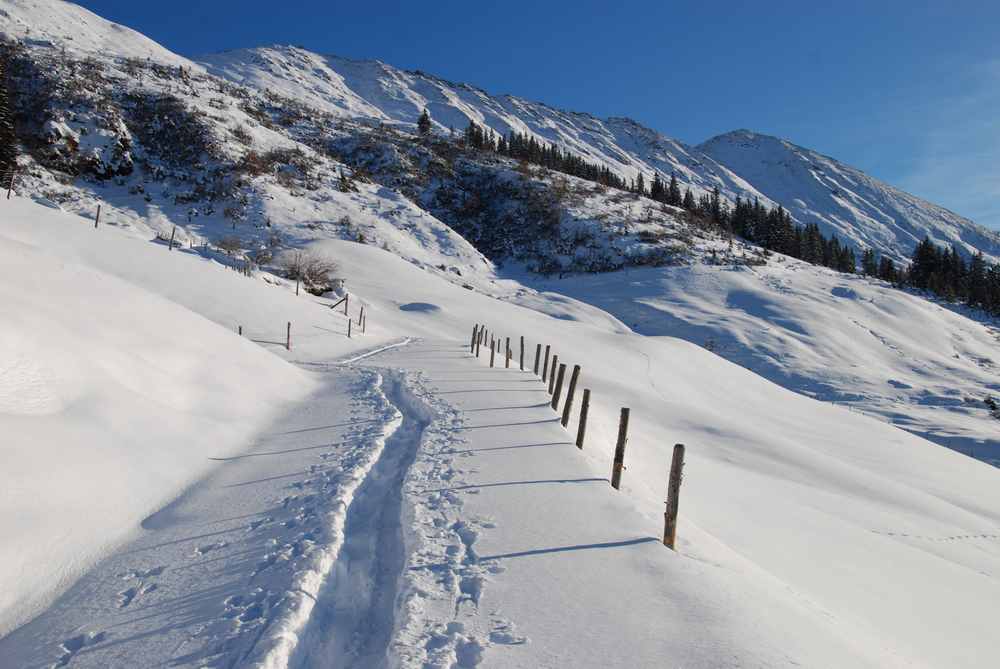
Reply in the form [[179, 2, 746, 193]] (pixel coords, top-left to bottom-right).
[[667, 173, 681, 206], [682, 188, 695, 210], [0, 53, 16, 182], [417, 108, 432, 136], [861, 248, 878, 276]]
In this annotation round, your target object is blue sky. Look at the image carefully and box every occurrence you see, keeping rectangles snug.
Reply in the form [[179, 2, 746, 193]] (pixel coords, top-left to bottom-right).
[[78, 0, 1000, 229]]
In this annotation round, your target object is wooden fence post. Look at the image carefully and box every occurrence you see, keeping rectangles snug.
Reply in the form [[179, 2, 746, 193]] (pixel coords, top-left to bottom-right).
[[476, 330, 481, 357], [561, 365, 581, 427], [296, 277, 300, 296], [664, 444, 686, 549], [548, 354, 559, 394], [490, 337, 496, 367], [362, 314, 366, 333], [94, 204, 101, 228], [542, 345, 551, 382], [348, 319, 352, 338], [238, 325, 242, 336], [168, 225, 176, 251], [550, 363, 567, 410], [471, 324, 478, 353], [505, 337, 511, 368], [359, 305, 364, 326], [534, 343, 541, 375], [344, 293, 349, 315], [286, 321, 292, 351], [611, 408, 630, 490], [520, 336, 525, 371], [575, 389, 590, 449]]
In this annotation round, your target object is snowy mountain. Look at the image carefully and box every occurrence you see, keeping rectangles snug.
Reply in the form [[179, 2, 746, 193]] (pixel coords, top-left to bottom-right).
[[197, 45, 775, 208], [4, 3, 1000, 667], [196, 46, 1000, 264], [700, 129, 1000, 264]]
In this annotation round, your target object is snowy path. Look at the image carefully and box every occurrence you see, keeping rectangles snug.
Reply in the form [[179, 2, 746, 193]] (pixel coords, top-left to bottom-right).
[[2, 337, 891, 668], [0, 369, 402, 669]]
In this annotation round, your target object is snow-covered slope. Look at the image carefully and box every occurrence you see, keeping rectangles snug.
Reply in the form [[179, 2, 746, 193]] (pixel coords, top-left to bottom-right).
[[197, 45, 775, 205], [528, 256, 1000, 466], [0, 0, 193, 68], [3, 196, 1000, 668], [700, 129, 1000, 263]]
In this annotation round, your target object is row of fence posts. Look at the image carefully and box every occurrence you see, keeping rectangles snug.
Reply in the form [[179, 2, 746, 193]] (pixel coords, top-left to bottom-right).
[[231, 289, 363, 350], [470, 323, 685, 550]]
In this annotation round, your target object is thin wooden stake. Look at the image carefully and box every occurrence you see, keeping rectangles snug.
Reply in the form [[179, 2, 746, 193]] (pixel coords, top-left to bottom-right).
[[519, 336, 525, 371], [575, 389, 590, 449], [168, 225, 176, 251], [286, 321, 292, 351], [550, 363, 567, 410], [533, 343, 541, 375], [561, 364, 581, 427], [6, 169, 14, 199], [664, 444, 686, 549], [362, 314, 366, 333], [505, 337, 510, 368], [471, 324, 479, 353], [548, 355, 559, 394], [348, 319, 352, 338], [238, 325, 242, 336], [94, 204, 101, 228], [542, 345, 551, 382], [359, 305, 364, 326], [490, 337, 496, 367], [475, 329, 481, 357], [296, 277, 300, 296], [344, 293, 349, 316], [611, 408, 630, 490]]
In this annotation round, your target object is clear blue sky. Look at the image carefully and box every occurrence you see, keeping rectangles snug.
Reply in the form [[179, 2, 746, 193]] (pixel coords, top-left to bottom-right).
[[77, 0, 1000, 229]]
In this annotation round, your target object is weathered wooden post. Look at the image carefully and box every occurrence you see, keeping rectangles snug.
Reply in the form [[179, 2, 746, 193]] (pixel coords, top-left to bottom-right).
[[475, 330, 481, 357], [664, 444, 686, 549], [505, 337, 511, 368], [542, 345, 551, 382], [548, 355, 559, 394], [296, 277, 300, 296], [286, 321, 292, 351], [561, 365, 581, 427], [575, 389, 590, 449], [533, 343, 542, 375], [490, 337, 496, 367], [6, 169, 14, 199], [348, 319, 352, 338], [238, 325, 243, 336], [344, 293, 349, 315], [520, 336, 525, 371], [611, 408, 630, 490], [551, 363, 567, 410], [471, 324, 478, 353], [362, 314, 366, 333], [94, 204, 101, 228], [168, 226, 176, 251], [359, 305, 364, 326]]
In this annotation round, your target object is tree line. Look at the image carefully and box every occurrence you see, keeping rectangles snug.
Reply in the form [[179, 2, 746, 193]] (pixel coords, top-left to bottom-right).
[[461, 119, 859, 276]]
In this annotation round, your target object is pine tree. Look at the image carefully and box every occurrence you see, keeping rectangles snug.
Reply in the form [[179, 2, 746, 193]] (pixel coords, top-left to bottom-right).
[[682, 188, 695, 211], [667, 173, 681, 206], [0, 53, 16, 182], [417, 108, 432, 136], [861, 248, 878, 276]]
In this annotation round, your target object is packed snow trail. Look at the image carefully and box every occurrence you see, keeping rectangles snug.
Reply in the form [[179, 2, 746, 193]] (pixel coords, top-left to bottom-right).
[[0, 370, 402, 669], [290, 372, 430, 669]]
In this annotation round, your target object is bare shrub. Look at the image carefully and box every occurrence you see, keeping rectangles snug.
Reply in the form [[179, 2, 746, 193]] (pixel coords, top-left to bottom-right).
[[278, 249, 339, 295]]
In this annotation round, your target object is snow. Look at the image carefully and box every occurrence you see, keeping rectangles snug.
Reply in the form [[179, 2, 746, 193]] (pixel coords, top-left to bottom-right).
[[699, 129, 1000, 263], [527, 255, 1000, 465], [3, 197, 1000, 668]]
